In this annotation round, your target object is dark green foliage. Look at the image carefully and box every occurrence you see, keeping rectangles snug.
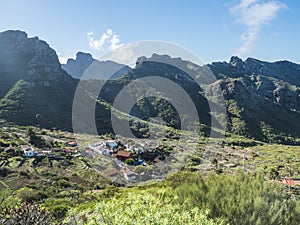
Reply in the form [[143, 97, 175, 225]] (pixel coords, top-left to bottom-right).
[[0, 141, 9, 147], [131, 96, 181, 129], [187, 156, 202, 166], [64, 171, 300, 225], [15, 187, 48, 203], [0, 167, 11, 177], [134, 165, 146, 174], [0, 202, 56, 225], [65, 188, 225, 225], [167, 171, 300, 225], [27, 127, 46, 148], [43, 198, 73, 219], [125, 158, 134, 165], [56, 178, 71, 188]]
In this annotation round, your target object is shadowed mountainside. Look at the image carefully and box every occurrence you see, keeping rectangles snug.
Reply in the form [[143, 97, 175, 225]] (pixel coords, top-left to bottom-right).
[[1, 30, 300, 143]]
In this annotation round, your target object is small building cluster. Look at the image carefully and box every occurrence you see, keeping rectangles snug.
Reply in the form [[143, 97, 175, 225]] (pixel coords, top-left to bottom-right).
[[1, 132, 171, 183], [21, 145, 35, 157], [83, 139, 172, 181], [14, 140, 80, 163]]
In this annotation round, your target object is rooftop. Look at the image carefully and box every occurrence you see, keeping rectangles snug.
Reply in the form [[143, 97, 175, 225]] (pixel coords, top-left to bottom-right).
[[116, 151, 133, 157]]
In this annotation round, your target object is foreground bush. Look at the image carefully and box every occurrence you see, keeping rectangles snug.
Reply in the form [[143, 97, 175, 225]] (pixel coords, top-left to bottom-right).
[[0, 202, 56, 225], [65, 190, 225, 225], [167, 170, 300, 225]]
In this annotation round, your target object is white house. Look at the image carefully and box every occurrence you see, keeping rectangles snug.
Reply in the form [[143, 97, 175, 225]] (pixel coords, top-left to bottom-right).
[[124, 168, 138, 181], [105, 140, 119, 149], [90, 142, 105, 148], [134, 147, 144, 154], [101, 149, 112, 156], [125, 145, 133, 151], [88, 143, 112, 156], [21, 145, 35, 157]]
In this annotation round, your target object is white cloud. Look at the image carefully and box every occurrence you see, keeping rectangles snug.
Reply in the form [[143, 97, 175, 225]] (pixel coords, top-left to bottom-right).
[[231, 0, 286, 56], [57, 52, 73, 64], [109, 34, 124, 50], [102, 44, 137, 66], [87, 29, 123, 51]]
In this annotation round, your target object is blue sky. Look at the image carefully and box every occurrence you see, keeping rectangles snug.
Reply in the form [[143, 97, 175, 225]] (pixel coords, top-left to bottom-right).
[[0, 0, 299, 64]]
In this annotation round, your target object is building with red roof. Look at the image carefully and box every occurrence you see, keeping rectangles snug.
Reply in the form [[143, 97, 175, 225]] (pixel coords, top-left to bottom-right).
[[116, 151, 133, 161], [283, 178, 296, 187]]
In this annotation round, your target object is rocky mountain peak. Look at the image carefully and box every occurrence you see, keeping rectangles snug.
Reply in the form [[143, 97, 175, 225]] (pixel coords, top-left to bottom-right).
[[229, 56, 245, 69], [0, 30, 28, 40], [62, 52, 130, 79], [0, 30, 69, 84], [0, 30, 76, 129], [75, 52, 94, 63]]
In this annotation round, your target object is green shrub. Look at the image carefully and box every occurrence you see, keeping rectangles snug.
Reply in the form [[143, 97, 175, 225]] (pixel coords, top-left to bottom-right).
[[56, 179, 71, 188], [0, 168, 10, 177], [15, 187, 47, 203], [65, 190, 225, 225], [125, 158, 134, 165], [170, 171, 300, 225], [19, 171, 30, 178], [0, 202, 56, 225], [43, 198, 74, 219], [27, 127, 46, 148]]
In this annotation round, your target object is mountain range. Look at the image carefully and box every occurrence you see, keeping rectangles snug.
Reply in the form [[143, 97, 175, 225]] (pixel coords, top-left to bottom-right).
[[1, 30, 300, 144], [61, 51, 130, 80]]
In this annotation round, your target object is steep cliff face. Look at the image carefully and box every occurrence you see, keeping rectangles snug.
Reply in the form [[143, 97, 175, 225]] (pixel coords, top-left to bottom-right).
[[207, 57, 300, 142], [0, 30, 77, 130], [0, 30, 69, 83], [208, 56, 300, 111], [61, 52, 95, 78]]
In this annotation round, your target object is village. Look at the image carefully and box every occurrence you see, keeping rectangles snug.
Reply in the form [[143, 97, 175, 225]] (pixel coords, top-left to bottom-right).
[[82, 138, 175, 181], [1, 133, 174, 182], [0, 125, 299, 193], [2, 139, 299, 191]]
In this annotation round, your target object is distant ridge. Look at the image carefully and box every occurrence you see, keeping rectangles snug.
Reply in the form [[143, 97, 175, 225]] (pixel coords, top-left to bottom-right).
[[61, 52, 130, 80]]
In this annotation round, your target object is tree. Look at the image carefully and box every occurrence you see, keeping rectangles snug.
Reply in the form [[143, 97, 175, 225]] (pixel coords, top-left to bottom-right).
[[269, 168, 279, 180], [35, 114, 42, 127], [211, 158, 218, 169], [27, 127, 45, 148]]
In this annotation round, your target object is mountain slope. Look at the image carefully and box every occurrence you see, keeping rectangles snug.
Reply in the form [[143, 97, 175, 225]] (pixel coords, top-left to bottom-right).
[[207, 57, 300, 142], [0, 30, 77, 130], [1, 30, 300, 143]]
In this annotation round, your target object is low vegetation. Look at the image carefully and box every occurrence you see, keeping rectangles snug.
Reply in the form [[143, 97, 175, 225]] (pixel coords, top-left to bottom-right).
[[64, 171, 300, 225], [0, 125, 299, 224]]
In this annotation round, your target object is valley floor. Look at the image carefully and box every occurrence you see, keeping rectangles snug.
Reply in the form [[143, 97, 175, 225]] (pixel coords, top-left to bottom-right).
[[0, 125, 299, 224]]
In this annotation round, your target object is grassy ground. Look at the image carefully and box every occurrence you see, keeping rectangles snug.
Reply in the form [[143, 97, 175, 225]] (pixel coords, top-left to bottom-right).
[[0, 125, 299, 222]]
